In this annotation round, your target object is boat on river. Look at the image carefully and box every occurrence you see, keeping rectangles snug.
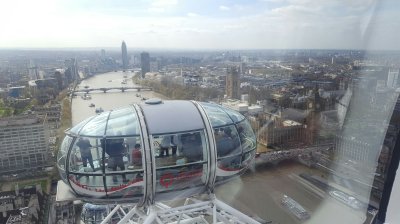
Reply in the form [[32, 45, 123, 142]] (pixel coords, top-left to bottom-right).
[[81, 94, 92, 100], [329, 190, 363, 209], [281, 194, 310, 220], [95, 107, 104, 114], [89, 103, 95, 107]]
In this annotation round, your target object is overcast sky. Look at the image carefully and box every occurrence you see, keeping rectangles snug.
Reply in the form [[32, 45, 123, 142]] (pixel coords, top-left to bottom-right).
[[0, 0, 399, 50]]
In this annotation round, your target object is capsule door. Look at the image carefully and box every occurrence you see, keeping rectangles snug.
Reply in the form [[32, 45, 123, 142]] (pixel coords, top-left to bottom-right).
[[151, 130, 209, 201]]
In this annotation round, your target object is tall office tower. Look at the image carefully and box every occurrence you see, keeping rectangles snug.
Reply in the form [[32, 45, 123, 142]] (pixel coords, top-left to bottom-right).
[[101, 49, 106, 59], [141, 52, 150, 78], [0, 116, 49, 173], [387, 68, 399, 88], [65, 58, 79, 83], [28, 59, 39, 80], [121, 41, 129, 71], [226, 67, 240, 100]]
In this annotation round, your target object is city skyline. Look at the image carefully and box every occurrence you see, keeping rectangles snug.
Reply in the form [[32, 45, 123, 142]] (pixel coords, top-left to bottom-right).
[[0, 0, 399, 50]]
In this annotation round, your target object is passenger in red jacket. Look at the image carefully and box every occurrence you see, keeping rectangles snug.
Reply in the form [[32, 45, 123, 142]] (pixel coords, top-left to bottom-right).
[[132, 143, 142, 167]]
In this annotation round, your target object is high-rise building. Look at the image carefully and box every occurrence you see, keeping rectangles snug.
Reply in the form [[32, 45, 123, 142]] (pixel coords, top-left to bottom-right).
[[65, 58, 78, 83], [101, 49, 106, 59], [141, 52, 150, 78], [226, 67, 240, 99], [28, 59, 39, 80], [121, 41, 129, 71], [387, 68, 399, 88], [0, 116, 49, 173]]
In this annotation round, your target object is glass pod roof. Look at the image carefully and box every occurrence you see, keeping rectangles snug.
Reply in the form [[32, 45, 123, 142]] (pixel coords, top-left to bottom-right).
[[67, 100, 246, 137]]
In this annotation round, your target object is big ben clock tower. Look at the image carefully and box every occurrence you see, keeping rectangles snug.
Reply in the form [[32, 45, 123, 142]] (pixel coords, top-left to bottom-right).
[[306, 86, 323, 145]]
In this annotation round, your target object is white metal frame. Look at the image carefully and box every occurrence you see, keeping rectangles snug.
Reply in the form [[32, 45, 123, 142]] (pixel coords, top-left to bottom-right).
[[100, 194, 264, 224]]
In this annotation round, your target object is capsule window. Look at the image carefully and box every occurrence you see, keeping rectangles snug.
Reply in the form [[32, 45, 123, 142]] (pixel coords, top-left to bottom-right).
[[153, 131, 208, 193], [236, 120, 256, 152], [215, 125, 242, 172], [101, 136, 144, 198]]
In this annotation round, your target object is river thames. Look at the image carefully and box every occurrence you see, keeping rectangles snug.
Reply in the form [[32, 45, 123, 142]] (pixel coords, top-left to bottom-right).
[[71, 71, 366, 224]]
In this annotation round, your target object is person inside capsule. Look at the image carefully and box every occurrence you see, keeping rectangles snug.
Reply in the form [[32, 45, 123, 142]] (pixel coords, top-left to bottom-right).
[[181, 132, 203, 163], [76, 137, 95, 172], [101, 137, 128, 183], [160, 135, 177, 157], [131, 143, 142, 168]]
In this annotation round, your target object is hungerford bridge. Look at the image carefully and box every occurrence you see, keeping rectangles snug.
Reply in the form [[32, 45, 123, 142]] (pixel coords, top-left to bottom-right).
[[73, 86, 153, 94]]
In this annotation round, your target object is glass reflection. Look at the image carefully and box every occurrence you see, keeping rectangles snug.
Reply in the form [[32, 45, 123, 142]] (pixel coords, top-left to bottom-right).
[[69, 116, 94, 135], [58, 135, 73, 181], [200, 102, 234, 127], [106, 107, 139, 136], [68, 173, 105, 197], [79, 112, 110, 136], [105, 172, 144, 199], [155, 163, 205, 193], [215, 125, 242, 172], [222, 107, 245, 123], [237, 120, 256, 152]]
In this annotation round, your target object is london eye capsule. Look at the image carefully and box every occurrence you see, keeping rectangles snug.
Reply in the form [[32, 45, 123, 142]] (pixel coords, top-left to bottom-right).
[[57, 100, 256, 204]]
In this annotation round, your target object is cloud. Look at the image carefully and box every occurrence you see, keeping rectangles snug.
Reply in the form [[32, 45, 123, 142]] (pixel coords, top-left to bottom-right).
[[219, 5, 230, 11], [260, 0, 285, 2], [151, 0, 178, 7], [147, 7, 165, 13], [187, 12, 198, 17], [0, 0, 397, 50]]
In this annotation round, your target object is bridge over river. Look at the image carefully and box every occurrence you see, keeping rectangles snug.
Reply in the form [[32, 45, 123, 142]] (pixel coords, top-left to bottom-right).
[[255, 145, 331, 166], [73, 86, 152, 94]]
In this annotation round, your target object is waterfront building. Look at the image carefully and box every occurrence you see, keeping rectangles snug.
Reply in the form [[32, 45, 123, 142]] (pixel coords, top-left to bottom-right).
[[65, 58, 79, 83], [140, 52, 150, 78], [121, 41, 129, 71], [0, 116, 49, 173], [257, 119, 307, 148]]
